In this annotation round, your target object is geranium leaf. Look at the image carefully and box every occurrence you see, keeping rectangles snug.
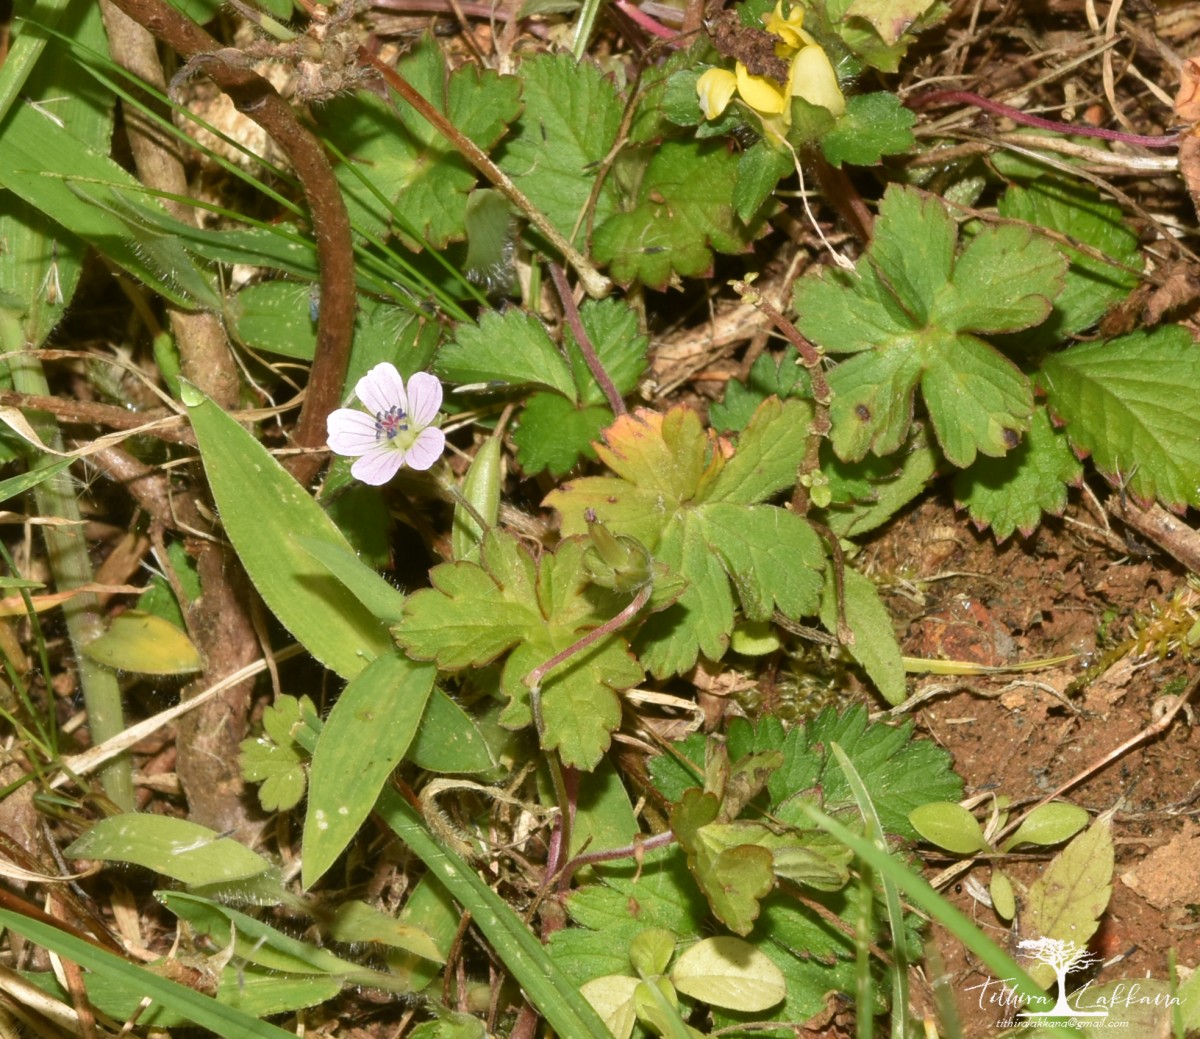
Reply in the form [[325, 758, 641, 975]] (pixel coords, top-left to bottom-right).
[[500, 638, 637, 769], [240, 695, 314, 813], [707, 397, 814, 504], [709, 346, 811, 433], [548, 404, 825, 677], [702, 504, 823, 621], [394, 532, 540, 668], [395, 531, 648, 769], [671, 790, 775, 935], [794, 185, 1063, 466]]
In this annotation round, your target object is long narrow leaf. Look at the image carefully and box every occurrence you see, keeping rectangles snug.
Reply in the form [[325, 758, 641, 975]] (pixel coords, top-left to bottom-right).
[[796, 802, 1083, 1037], [377, 788, 612, 1039], [182, 383, 392, 678], [0, 909, 300, 1039]]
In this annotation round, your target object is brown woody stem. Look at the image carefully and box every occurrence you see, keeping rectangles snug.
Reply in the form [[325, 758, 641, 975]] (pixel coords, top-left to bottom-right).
[[105, 0, 356, 486], [357, 47, 612, 300]]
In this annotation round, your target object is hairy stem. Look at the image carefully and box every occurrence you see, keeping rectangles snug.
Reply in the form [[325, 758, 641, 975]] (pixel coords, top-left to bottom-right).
[[105, 0, 356, 486], [549, 263, 626, 416]]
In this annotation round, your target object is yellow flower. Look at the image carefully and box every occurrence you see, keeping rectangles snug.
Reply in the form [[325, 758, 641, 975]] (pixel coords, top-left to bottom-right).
[[697, 67, 738, 120], [697, 2, 845, 137], [787, 40, 844, 118], [762, 1, 808, 51]]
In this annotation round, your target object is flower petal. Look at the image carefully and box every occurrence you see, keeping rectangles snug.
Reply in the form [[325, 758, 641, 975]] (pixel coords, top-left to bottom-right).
[[763, 1, 806, 50], [402, 427, 446, 471], [327, 409, 379, 457], [405, 372, 444, 427], [788, 45, 845, 117], [736, 63, 787, 115], [355, 362, 406, 416], [351, 445, 405, 485], [697, 68, 738, 120]]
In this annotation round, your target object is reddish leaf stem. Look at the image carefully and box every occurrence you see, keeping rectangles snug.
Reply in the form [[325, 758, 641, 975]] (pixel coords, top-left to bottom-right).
[[908, 90, 1183, 149], [524, 582, 653, 693], [104, 0, 356, 486], [554, 828, 676, 890], [549, 263, 626, 416], [731, 282, 830, 516]]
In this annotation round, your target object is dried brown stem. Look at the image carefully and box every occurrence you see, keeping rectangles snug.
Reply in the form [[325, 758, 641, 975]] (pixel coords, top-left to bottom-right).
[[357, 46, 612, 300], [99, 0, 238, 410], [1105, 495, 1200, 575], [730, 281, 830, 515], [104, 0, 355, 487], [0, 391, 192, 444]]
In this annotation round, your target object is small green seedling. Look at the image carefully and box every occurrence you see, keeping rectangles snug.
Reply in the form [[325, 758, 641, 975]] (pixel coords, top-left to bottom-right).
[[579, 927, 786, 1039], [908, 797, 1089, 919]]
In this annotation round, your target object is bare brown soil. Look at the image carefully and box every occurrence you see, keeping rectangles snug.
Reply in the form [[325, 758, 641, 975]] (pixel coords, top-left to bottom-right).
[[869, 493, 1200, 1036]]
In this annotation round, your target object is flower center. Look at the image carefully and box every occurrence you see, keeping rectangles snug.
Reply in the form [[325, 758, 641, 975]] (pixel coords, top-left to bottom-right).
[[375, 406, 410, 442]]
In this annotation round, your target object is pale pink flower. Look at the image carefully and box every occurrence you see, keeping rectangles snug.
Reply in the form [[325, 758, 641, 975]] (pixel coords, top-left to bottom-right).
[[326, 364, 446, 485]]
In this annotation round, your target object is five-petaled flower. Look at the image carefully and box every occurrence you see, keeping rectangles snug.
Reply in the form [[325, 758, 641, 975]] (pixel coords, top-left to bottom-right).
[[326, 363, 446, 485], [696, 1, 844, 141]]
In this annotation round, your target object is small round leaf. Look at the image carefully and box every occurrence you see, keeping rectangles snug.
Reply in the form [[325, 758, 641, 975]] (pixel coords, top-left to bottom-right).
[[990, 868, 1016, 920], [580, 975, 639, 1039], [670, 936, 786, 1012], [908, 802, 988, 854], [1001, 801, 1089, 850], [83, 611, 202, 676], [629, 927, 676, 978]]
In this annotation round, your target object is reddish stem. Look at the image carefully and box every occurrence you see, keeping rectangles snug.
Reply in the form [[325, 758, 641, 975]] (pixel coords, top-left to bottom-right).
[[908, 90, 1182, 149], [614, 0, 676, 39], [549, 263, 626, 416]]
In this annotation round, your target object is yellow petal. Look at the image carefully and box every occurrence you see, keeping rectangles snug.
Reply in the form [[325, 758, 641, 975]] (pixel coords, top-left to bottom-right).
[[788, 44, 845, 117], [697, 67, 738, 120], [736, 63, 787, 115], [763, 1, 806, 50]]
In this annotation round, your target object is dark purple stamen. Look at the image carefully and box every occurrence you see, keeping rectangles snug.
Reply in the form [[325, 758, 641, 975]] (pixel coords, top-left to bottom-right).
[[375, 406, 409, 441]]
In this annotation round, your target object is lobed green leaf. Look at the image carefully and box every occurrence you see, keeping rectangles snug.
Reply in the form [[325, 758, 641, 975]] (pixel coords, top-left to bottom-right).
[[1039, 326, 1200, 509], [954, 405, 1083, 540]]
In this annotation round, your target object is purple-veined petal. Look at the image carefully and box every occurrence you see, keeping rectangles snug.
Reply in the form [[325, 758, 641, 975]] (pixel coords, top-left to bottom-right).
[[405, 372, 444, 427], [326, 409, 379, 457], [351, 445, 406, 485], [355, 362, 406, 417], [402, 426, 446, 471]]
